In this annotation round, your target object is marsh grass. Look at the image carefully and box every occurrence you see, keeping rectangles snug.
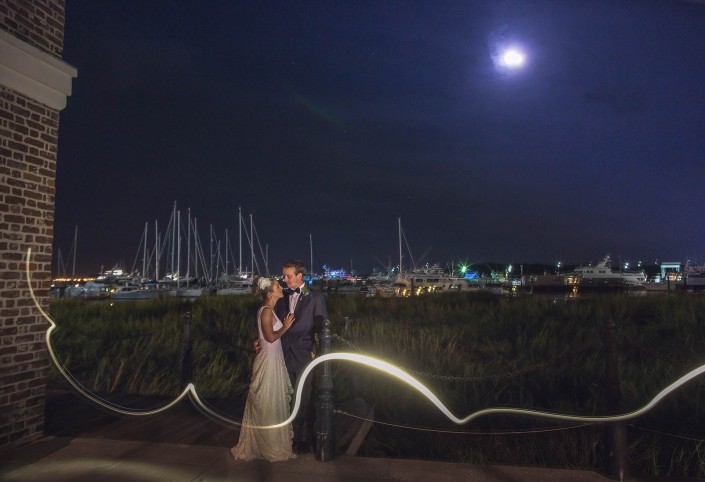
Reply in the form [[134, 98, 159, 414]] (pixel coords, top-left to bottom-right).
[[48, 292, 705, 476], [48, 296, 261, 399]]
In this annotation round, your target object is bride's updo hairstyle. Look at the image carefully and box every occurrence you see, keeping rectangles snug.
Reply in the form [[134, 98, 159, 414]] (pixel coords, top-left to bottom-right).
[[253, 276, 276, 299]]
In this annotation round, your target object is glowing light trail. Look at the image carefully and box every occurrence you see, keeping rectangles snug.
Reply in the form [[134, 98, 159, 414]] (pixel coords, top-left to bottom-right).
[[27, 249, 705, 431]]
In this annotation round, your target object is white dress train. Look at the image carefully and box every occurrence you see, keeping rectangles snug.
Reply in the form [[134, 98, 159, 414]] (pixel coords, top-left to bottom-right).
[[231, 306, 295, 462]]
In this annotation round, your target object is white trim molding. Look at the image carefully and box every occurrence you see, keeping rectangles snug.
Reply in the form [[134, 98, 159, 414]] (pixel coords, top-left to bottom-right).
[[0, 29, 77, 110]]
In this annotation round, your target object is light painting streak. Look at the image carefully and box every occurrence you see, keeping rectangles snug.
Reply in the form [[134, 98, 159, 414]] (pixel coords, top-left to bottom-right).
[[28, 249, 198, 417], [28, 249, 705, 431]]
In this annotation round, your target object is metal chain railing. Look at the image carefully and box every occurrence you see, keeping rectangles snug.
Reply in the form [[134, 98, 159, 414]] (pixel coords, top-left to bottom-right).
[[335, 408, 596, 435], [629, 424, 705, 443]]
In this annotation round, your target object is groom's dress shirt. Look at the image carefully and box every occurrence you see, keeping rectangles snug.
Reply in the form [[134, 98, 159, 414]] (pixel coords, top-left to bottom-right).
[[289, 288, 301, 313]]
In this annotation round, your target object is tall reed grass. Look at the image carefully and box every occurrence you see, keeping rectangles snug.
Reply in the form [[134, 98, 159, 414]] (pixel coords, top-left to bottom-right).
[[47, 292, 705, 476]]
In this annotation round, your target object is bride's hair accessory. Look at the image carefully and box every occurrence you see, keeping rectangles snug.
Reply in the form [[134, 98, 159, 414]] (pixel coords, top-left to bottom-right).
[[257, 277, 272, 291]]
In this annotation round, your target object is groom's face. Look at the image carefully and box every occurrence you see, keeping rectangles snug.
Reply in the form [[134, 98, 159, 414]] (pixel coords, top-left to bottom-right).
[[282, 267, 303, 289]]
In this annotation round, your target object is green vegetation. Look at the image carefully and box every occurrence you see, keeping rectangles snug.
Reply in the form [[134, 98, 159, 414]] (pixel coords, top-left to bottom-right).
[[48, 292, 705, 477]]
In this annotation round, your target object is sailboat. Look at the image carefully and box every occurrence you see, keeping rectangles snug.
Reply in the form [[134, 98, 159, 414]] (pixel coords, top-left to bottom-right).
[[217, 207, 255, 296], [389, 218, 468, 296], [109, 223, 161, 300], [176, 209, 205, 298]]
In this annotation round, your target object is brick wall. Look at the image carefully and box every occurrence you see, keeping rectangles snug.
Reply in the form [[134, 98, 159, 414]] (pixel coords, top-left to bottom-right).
[[0, 0, 65, 449], [0, 0, 64, 56]]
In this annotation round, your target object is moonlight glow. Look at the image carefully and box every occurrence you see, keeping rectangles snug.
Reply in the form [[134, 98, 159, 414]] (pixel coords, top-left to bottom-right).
[[500, 48, 526, 68]]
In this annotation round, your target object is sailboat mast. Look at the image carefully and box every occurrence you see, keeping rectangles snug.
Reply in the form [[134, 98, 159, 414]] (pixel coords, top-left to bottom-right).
[[238, 206, 242, 275], [171, 201, 176, 275], [310, 233, 313, 274], [176, 210, 181, 289], [194, 218, 199, 279], [209, 224, 214, 282], [154, 220, 159, 280], [224, 229, 229, 276], [142, 222, 147, 279], [398, 217, 402, 274], [186, 208, 191, 288], [72, 225, 77, 279], [250, 213, 254, 276]]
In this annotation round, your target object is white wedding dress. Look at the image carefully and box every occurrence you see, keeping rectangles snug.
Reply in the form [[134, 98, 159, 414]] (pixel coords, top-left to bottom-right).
[[231, 306, 295, 462]]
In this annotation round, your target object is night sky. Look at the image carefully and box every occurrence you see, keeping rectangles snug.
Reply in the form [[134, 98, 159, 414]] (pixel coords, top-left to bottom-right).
[[54, 1, 705, 277]]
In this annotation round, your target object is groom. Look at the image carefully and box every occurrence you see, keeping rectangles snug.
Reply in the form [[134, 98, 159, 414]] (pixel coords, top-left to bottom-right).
[[275, 258, 328, 454]]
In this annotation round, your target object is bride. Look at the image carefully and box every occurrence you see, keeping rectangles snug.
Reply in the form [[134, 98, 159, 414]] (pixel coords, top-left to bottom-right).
[[231, 277, 296, 462]]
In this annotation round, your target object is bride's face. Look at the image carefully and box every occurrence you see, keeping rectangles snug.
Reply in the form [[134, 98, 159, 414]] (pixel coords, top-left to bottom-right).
[[270, 281, 283, 300]]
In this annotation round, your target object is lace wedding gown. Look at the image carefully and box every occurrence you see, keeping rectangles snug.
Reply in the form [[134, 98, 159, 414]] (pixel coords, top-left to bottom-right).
[[231, 306, 295, 462]]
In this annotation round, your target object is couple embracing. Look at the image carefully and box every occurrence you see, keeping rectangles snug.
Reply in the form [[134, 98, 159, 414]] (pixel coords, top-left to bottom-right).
[[231, 259, 328, 462]]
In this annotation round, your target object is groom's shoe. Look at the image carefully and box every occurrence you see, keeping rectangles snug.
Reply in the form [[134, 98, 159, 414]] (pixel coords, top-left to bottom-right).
[[293, 442, 310, 454]]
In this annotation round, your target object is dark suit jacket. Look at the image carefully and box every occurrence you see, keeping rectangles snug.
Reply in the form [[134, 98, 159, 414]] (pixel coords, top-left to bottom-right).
[[275, 287, 328, 378]]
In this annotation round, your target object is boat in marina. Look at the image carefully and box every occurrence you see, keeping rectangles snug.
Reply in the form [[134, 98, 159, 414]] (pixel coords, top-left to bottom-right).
[[64, 280, 110, 299], [384, 218, 486, 296], [110, 284, 161, 300], [643, 272, 683, 292], [216, 274, 254, 296], [571, 255, 646, 289], [393, 264, 463, 295], [684, 263, 705, 291], [325, 279, 364, 294], [685, 272, 705, 291], [522, 274, 577, 292], [216, 284, 252, 296], [366, 271, 393, 283]]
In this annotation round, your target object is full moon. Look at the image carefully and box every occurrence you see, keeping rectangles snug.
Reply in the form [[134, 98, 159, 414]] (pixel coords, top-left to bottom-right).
[[500, 48, 526, 68]]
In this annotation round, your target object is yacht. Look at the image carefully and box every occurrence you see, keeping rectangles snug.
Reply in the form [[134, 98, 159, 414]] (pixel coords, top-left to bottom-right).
[[65, 280, 110, 299], [216, 275, 254, 296], [110, 284, 161, 300], [523, 274, 575, 292], [572, 256, 646, 288], [393, 264, 466, 295], [684, 263, 705, 291]]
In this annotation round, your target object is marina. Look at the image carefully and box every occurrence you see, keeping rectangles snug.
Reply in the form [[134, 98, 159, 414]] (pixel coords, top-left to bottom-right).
[[51, 211, 704, 300], [51, 255, 705, 301]]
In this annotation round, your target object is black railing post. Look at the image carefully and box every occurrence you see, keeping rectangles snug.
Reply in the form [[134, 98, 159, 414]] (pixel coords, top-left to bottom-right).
[[315, 318, 335, 461], [604, 319, 629, 480], [179, 310, 193, 390]]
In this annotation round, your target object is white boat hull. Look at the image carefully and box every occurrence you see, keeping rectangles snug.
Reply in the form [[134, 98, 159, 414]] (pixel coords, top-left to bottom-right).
[[110, 289, 161, 300]]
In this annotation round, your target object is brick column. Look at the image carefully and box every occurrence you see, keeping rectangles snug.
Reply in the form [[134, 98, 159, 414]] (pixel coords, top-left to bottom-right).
[[0, 0, 76, 449]]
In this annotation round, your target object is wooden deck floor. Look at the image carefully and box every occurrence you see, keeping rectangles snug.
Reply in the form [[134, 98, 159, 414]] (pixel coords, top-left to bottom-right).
[[44, 389, 242, 447], [43, 389, 371, 454]]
